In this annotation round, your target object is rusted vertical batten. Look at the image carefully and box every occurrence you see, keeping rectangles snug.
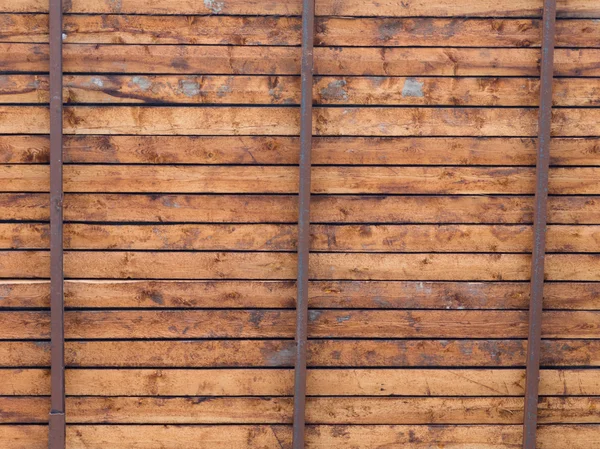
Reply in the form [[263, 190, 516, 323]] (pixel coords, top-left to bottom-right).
[[523, 1, 557, 448], [49, 0, 65, 447], [292, 0, 315, 448]]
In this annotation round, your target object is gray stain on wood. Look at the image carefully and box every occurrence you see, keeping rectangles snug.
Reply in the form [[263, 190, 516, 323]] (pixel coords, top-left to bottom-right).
[[132, 76, 152, 91], [204, 0, 225, 14], [320, 79, 348, 101], [402, 78, 425, 97]]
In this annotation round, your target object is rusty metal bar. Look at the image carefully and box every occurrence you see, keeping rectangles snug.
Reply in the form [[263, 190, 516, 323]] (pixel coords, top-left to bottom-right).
[[522, 1, 557, 448], [49, 0, 65, 447], [292, 0, 315, 447]]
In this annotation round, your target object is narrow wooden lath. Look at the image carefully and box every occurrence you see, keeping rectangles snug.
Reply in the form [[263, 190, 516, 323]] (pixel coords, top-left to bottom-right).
[[523, 0, 558, 448], [49, 0, 65, 447], [293, 0, 315, 447]]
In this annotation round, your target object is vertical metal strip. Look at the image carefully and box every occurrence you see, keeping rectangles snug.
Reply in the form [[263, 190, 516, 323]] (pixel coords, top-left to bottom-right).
[[49, 0, 65, 447], [292, 0, 315, 447], [522, 1, 557, 448]]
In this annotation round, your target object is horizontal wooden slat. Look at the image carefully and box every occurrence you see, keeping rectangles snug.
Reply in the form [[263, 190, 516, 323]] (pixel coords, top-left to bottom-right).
[[2, 339, 599, 368], [3, 193, 600, 224], [2, 223, 600, 253], [2, 424, 600, 449], [4, 106, 600, 137], [3, 251, 599, 280], [4, 44, 600, 76], [308, 224, 600, 253], [0, 425, 292, 449], [1, 280, 599, 310], [304, 425, 600, 449], [1, 310, 598, 339], [4, 135, 600, 166], [4, 75, 600, 107], [2, 0, 599, 17], [2, 396, 600, 424], [3, 368, 600, 396], [59, 75, 300, 105], [4, 165, 600, 194], [314, 18, 600, 48], [2, 15, 600, 48], [315, 77, 600, 107]]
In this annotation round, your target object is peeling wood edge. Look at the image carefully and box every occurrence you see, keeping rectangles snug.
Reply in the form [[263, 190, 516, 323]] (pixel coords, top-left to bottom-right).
[[523, 1, 557, 449]]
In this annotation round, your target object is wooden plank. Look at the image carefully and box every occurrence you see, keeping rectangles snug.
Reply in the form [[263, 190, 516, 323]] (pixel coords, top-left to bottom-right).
[[2, 424, 600, 449], [306, 425, 600, 449], [4, 135, 600, 166], [4, 75, 600, 107], [3, 15, 600, 48], [60, 75, 301, 105], [0, 136, 49, 163], [2, 339, 600, 368], [3, 223, 600, 253], [4, 368, 600, 396], [0, 425, 291, 449], [2, 396, 600, 424], [1, 280, 599, 310], [7, 165, 600, 195], [4, 44, 600, 76], [309, 224, 600, 253], [0, 251, 566, 280], [4, 106, 600, 137], [0, 75, 49, 103], [63, 107, 536, 136], [1, 309, 598, 339], [2, 0, 599, 17], [60, 224, 297, 251], [2, 193, 599, 225]]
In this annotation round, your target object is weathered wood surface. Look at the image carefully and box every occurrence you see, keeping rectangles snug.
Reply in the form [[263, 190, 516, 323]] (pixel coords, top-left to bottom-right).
[[4, 75, 600, 107], [4, 44, 600, 76], [2, 15, 600, 47], [1, 280, 599, 310], [4, 106, 600, 136], [2, 339, 599, 367], [3, 368, 600, 396], [2, 223, 600, 253], [2, 395, 600, 424], [2, 0, 599, 17], [3, 135, 600, 166], [2, 250, 599, 280], [1, 310, 598, 339], [4, 165, 600, 194], [2, 193, 600, 224], [2, 424, 600, 449], [1, 0, 598, 442]]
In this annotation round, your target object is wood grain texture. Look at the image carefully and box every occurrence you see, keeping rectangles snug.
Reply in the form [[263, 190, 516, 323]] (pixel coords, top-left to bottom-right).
[[5, 135, 600, 166], [1, 310, 598, 339], [5, 75, 600, 107], [4, 44, 600, 76], [4, 165, 600, 195], [3, 368, 600, 396], [2, 15, 600, 47], [2, 0, 599, 17], [2, 339, 600, 368], [1, 280, 599, 310], [3, 251, 596, 280], [2, 424, 600, 449], [3, 279, 600, 310], [1, 1, 598, 441], [2, 194, 599, 225], [2, 395, 600, 424], [4, 106, 600, 136], [3, 223, 600, 253]]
